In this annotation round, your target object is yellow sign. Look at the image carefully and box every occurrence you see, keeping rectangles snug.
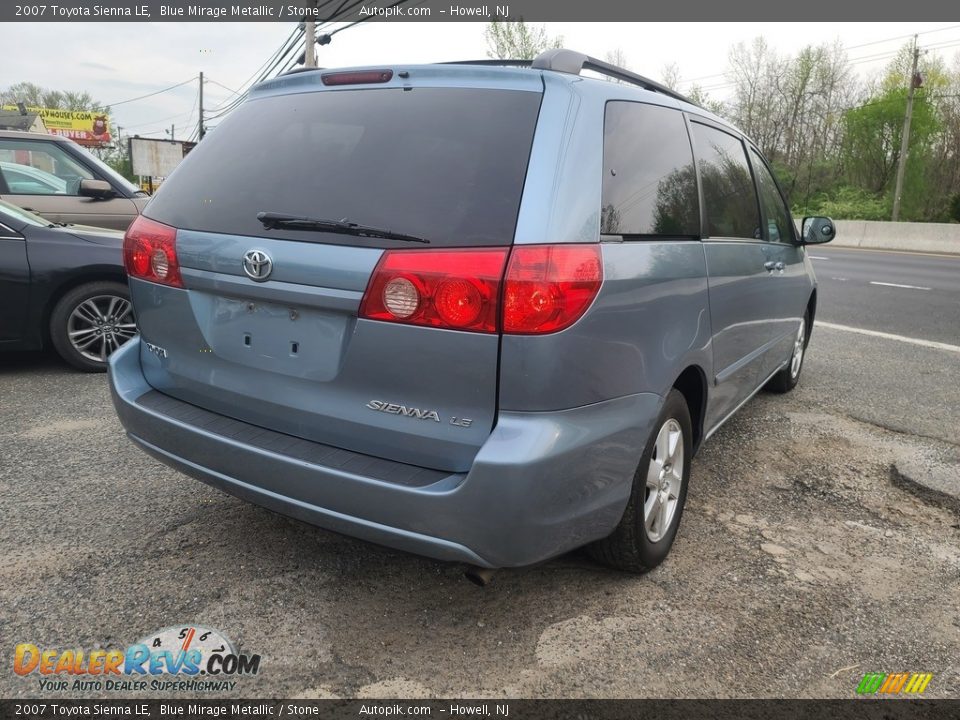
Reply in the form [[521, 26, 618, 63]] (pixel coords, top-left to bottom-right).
[[1, 105, 111, 146]]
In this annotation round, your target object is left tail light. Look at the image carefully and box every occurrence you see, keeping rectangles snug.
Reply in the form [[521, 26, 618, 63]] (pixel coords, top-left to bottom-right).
[[123, 216, 183, 288]]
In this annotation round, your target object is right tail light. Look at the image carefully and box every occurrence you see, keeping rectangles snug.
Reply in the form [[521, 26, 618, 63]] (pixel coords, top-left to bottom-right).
[[502, 245, 603, 334], [359, 244, 602, 335]]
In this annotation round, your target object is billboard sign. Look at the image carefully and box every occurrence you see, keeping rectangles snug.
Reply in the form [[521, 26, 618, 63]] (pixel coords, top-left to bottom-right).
[[1, 105, 112, 146], [129, 137, 184, 178]]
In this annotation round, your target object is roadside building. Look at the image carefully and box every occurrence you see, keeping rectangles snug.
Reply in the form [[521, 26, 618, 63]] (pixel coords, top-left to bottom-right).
[[0, 109, 47, 133]]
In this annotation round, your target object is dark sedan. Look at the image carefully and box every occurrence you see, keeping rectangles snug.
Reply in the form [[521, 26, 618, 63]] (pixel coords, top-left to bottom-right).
[[0, 200, 134, 371]]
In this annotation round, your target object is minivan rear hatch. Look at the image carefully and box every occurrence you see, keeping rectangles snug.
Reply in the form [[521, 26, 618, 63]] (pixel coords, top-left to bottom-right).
[[134, 69, 543, 473]]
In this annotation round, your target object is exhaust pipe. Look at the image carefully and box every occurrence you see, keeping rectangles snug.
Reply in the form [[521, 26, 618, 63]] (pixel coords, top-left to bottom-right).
[[464, 566, 497, 587]]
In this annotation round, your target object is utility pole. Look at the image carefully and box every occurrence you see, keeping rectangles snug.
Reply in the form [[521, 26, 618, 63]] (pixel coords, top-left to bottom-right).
[[892, 37, 920, 222], [304, 1, 317, 68], [198, 72, 205, 140]]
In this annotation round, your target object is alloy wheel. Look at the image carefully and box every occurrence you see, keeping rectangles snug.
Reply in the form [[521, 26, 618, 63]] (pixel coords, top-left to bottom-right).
[[644, 418, 685, 542], [67, 294, 136, 363]]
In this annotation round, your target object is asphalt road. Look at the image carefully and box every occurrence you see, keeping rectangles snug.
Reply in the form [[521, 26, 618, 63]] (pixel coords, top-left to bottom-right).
[[807, 246, 960, 447], [1, 245, 958, 700], [809, 247, 960, 345]]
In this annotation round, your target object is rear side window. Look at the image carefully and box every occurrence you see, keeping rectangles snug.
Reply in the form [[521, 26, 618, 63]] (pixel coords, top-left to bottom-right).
[[144, 87, 542, 248], [601, 102, 699, 236], [0, 139, 94, 196], [750, 149, 793, 243], [690, 123, 760, 240]]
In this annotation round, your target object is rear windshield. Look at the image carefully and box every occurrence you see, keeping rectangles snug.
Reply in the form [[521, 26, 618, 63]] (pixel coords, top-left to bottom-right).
[[144, 86, 542, 248]]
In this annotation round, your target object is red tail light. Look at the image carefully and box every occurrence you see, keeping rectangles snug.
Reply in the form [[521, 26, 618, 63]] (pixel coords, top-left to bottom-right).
[[123, 216, 182, 288], [503, 245, 603, 334], [360, 248, 509, 333], [359, 245, 603, 335]]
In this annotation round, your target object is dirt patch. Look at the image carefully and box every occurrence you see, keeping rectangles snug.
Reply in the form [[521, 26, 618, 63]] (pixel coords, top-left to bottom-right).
[[1, 363, 959, 699]]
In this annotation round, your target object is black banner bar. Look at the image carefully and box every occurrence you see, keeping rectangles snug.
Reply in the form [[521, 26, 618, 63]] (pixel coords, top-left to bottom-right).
[[1, 700, 959, 720], [1, 0, 956, 22]]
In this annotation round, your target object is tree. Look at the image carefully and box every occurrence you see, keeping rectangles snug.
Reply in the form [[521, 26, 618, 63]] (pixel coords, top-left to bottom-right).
[[96, 144, 136, 183], [484, 21, 562, 60], [660, 62, 681, 91], [0, 82, 106, 111], [686, 85, 724, 116], [605, 48, 629, 70], [600, 49, 631, 84], [839, 48, 943, 221]]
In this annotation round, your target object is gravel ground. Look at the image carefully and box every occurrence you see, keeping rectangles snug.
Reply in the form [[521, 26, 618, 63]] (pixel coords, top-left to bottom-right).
[[1, 326, 958, 699]]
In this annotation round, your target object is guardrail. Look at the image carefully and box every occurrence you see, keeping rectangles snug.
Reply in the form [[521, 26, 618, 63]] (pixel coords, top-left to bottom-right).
[[829, 220, 960, 255]]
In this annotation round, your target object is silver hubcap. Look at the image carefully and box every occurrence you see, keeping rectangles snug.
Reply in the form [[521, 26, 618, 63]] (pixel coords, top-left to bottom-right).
[[67, 295, 136, 363], [644, 418, 684, 542], [790, 318, 806, 379]]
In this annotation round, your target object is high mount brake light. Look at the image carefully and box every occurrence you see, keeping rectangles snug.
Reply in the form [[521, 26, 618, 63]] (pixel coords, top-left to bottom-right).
[[359, 245, 603, 335], [321, 70, 393, 86], [123, 216, 183, 288]]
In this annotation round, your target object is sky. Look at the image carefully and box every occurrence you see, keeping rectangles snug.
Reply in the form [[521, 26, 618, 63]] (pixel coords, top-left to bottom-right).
[[6, 21, 960, 141]]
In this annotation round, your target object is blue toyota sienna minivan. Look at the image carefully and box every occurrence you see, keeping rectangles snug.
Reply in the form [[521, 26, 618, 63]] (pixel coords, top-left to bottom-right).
[[108, 49, 835, 575]]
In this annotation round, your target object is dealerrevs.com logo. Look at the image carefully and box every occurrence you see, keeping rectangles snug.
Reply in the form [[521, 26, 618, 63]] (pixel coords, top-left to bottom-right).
[[856, 672, 933, 696], [14, 625, 261, 693]]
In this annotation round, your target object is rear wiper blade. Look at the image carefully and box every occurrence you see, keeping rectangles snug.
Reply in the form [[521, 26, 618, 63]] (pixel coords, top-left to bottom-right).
[[256, 212, 430, 244]]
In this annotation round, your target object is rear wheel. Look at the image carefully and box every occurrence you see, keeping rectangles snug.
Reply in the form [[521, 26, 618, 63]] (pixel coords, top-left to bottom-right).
[[766, 313, 808, 394], [49, 281, 136, 372], [589, 389, 692, 573]]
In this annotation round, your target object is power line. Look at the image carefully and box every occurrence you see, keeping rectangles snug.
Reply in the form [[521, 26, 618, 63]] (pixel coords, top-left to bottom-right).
[[105, 77, 196, 107], [235, 26, 300, 91], [120, 97, 197, 131], [677, 23, 960, 89], [204, 25, 305, 118], [329, 0, 410, 36], [844, 23, 960, 51], [205, 78, 242, 97], [204, 1, 409, 123]]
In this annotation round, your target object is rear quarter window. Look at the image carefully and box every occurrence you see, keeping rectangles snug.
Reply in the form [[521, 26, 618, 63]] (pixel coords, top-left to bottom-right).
[[601, 102, 699, 237], [144, 87, 543, 248], [689, 122, 761, 240]]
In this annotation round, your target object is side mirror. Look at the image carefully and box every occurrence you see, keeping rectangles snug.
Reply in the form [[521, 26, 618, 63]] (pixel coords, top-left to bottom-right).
[[801, 216, 836, 244], [78, 179, 115, 200]]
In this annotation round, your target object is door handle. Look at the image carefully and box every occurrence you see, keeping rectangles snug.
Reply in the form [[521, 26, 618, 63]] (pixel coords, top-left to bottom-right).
[[764, 261, 785, 272]]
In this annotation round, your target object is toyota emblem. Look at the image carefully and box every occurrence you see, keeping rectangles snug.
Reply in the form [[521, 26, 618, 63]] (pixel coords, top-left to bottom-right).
[[242, 249, 273, 282]]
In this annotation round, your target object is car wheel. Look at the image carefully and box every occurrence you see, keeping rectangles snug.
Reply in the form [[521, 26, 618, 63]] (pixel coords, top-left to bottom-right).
[[49, 281, 137, 372], [765, 312, 808, 394], [589, 388, 692, 573]]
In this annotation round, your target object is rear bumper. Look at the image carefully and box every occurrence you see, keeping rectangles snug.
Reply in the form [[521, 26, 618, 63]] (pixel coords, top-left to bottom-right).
[[109, 338, 661, 567]]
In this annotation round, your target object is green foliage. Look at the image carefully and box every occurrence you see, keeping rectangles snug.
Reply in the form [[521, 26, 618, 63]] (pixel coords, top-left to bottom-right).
[[841, 87, 940, 220], [92, 146, 136, 183], [949, 194, 960, 223], [797, 186, 889, 221], [713, 37, 960, 222], [484, 21, 562, 60]]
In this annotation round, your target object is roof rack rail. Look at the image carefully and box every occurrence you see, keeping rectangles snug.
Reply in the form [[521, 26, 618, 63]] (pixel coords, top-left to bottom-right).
[[534, 49, 695, 104], [445, 48, 697, 106], [441, 59, 533, 68]]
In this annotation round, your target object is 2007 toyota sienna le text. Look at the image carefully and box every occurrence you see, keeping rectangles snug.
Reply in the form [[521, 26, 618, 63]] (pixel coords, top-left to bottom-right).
[[108, 49, 836, 574]]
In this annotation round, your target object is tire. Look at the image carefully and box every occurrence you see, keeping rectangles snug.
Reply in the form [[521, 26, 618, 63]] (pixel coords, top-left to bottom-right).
[[49, 281, 136, 372], [589, 388, 693, 573], [765, 312, 809, 394]]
